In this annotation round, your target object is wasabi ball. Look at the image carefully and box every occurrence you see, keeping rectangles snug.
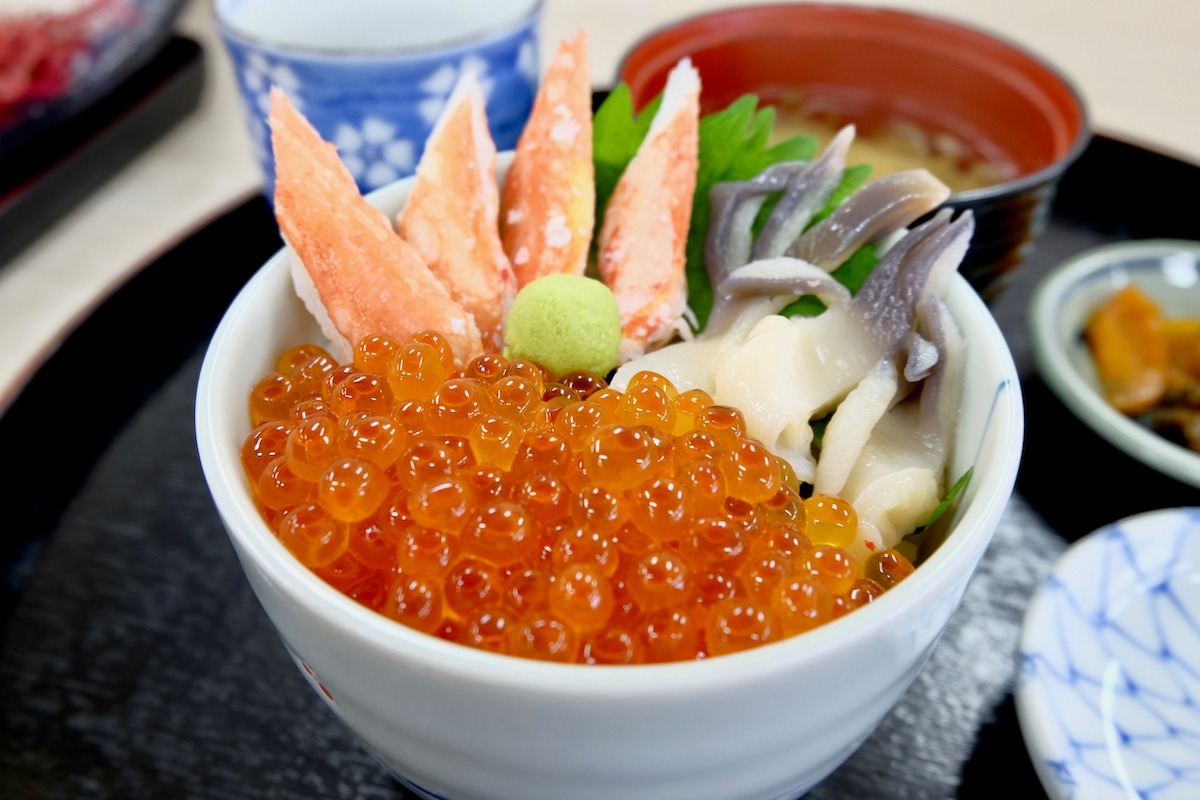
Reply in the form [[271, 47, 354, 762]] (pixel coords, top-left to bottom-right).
[[503, 274, 622, 376]]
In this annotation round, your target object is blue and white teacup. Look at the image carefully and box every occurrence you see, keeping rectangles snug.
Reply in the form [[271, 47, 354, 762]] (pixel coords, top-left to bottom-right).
[[214, 0, 542, 199]]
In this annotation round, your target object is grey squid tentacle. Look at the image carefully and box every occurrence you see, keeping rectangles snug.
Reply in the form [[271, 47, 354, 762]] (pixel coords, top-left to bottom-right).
[[705, 161, 810, 289], [898, 331, 939, 384], [705, 257, 852, 337], [915, 293, 966, 458], [787, 169, 952, 271], [852, 208, 974, 349], [750, 125, 856, 260]]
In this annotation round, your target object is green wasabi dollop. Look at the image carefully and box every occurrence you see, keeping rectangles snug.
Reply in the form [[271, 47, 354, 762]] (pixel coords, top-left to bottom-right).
[[502, 274, 621, 376]]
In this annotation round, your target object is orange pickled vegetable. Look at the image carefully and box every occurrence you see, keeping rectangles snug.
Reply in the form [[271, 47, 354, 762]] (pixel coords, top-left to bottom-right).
[[1083, 285, 1168, 415], [1164, 318, 1200, 381]]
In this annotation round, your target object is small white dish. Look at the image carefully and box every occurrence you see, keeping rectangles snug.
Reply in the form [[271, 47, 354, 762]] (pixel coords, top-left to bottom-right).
[[1016, 507, 1200, 800], [1028, 238, 1200, 489]]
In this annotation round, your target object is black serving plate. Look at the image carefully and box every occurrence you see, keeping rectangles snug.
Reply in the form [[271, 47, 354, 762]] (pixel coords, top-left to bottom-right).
[[0, 132, 1198, 799]]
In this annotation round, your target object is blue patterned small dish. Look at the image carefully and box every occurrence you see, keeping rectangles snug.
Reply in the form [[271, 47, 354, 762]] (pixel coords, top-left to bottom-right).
[[1016, 507, 1200, 800], [213, 0, 542, 199]]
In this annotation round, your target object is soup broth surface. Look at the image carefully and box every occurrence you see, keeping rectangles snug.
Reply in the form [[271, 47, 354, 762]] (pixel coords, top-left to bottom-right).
[[769, 95, 1015, 194]]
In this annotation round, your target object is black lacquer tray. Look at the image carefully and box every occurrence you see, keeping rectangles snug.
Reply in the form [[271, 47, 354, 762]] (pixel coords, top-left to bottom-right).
[[1, 133, 1198, 799]]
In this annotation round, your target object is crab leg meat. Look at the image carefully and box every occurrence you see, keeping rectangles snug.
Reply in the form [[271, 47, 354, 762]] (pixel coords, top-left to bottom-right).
[[596, 57, 700, 361], [269, 88, 484, 363], [397, 70, 517, 352], [500, 31, 594, 286]]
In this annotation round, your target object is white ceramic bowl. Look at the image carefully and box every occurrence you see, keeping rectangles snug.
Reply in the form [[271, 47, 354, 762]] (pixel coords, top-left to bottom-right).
[[1029, 239, 1200, 490], [195, 161, 1024, 800]]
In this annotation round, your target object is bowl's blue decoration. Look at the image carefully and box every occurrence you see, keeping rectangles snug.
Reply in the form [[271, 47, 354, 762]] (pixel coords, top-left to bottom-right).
[[218, 13, 539, 199]]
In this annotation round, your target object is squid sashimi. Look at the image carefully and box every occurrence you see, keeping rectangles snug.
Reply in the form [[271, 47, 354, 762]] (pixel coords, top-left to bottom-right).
[[397, 70, 517, 352], [709, 209, 972, 483], [596, 57, 700, 361], [820, 296, 967, 556], [268, 88, 484, 363], [500, 30, 594, 285]]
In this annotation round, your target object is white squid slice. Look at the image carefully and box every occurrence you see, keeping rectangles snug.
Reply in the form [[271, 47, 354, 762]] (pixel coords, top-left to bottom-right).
[[611, 257, 846, 391], [836, 295, 967, 553], [813, 357, 901, 498], [609, 294, 777, 393], [711, 298, 877, 482]]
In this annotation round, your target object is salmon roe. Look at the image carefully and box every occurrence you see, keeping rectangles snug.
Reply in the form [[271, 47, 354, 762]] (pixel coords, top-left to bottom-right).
[[243, 332, 917, 663]]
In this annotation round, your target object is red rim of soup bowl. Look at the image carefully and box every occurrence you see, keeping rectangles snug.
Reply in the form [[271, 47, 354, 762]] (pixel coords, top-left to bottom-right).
[[617, 3, 1090, 202]]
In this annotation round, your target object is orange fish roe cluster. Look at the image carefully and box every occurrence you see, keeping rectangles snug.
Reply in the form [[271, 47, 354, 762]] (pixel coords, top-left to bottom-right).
[[242, 331, 916, 663]]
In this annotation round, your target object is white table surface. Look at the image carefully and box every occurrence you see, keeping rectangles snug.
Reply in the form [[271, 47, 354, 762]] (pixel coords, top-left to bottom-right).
[[1, 0, 1197, 414]]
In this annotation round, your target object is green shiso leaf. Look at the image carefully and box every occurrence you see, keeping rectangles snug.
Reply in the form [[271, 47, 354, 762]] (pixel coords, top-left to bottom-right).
[[809, 414, 831, 452]]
